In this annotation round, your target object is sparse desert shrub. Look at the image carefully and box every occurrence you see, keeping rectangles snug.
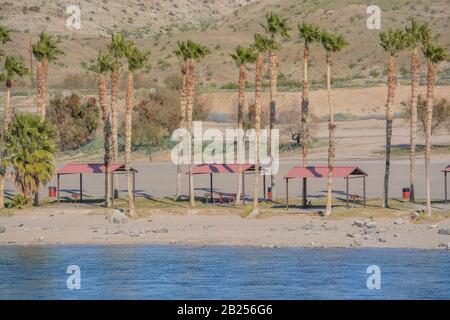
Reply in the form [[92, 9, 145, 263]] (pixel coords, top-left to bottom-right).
[[119, 87, 209, 156], [402, 95, 450, 135], [47, 93, 99, 151], [58, 72, 95, 89]]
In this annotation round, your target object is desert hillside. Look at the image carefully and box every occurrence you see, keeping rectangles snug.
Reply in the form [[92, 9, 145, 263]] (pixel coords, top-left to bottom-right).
[[0, 0, 449, 88]]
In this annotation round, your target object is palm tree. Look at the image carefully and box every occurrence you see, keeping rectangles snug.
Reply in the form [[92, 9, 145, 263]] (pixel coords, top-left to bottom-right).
[[422, 43, 446, 216], [260, 12, 291, 200], [174, 41, 190, 201], [298, 22, 321, 206], [124, 44, 148, 216], [231, 45, 257, 206], [405, 20, 430, 202], [32, 32, 64, 119], [0, 56, 28, 208], [108, 32, 129, 198], [320, 31, 348, 216], [6, 114, 56, 203], [379, 29, 405, 208], [249, 34, 272, 217], [184, 40, 209, 208], [88, 52, 114, 208]]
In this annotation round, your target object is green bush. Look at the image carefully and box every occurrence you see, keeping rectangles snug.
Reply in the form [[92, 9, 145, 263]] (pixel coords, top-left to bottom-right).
[[47, 93, 99, 151]]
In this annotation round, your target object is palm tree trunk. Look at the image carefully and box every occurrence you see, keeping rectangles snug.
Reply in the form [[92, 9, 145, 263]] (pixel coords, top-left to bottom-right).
[[409, 48, 420, 202], [176, 64, 188, 200], [104, 112, 112, 208], [0, 87, 12, 208], [36, 59, 48, 119], [97, 73, 108, 135], [325, 54, 335, 216], [111, 68, 120, 198], [236, 64, 246, 206], [187, 59, 196, 207], [301, 45, 310, 207], [382, 56, 397, 208], [268, 50, 277, 200], [125, 72, 135, 216], [250, 54, 264, 217], [425, 59, 436, 217]]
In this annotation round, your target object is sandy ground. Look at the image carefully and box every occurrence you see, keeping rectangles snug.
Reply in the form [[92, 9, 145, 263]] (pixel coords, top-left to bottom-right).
[[0, 207, 449, 249]]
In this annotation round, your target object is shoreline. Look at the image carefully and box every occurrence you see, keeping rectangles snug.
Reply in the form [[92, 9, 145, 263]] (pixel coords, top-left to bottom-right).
[[1, 207, 449, 250]]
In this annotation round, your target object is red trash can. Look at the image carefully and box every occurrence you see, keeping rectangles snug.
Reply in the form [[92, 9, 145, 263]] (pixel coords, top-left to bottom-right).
[[48, 186, 57, 198], [402, 188, 410, 201]]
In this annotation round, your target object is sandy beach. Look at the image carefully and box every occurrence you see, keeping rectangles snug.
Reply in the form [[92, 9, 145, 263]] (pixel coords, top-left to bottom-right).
[[1, 205, 449, 250]]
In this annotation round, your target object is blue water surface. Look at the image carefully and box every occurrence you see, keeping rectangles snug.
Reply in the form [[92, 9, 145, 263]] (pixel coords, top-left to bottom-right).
[[0, 245, 448, 299]]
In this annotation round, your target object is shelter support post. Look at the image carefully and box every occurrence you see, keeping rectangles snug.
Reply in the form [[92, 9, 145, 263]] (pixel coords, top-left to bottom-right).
[[445, 171, 447, 204], [285, 178, 289, 210], [57, 174, 60, 204], [133, 171, 136, 203], [210, 173, 213, 203], [263, 174, 266, 201], [363, 175, 366, 207], [80, 173, 83, 202], [111, 173, 114, 206], [302, 178, 307, 207], [346, 177, 349, 209], [242, 172, 245, 205]]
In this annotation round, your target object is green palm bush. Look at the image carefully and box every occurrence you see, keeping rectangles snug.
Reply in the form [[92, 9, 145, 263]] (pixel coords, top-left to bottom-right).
[[6, 114, 56, 202]]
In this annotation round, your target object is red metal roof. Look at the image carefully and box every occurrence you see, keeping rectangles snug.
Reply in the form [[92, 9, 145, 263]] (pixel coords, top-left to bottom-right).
[[443, 165, 450, 172], [284, 166, 367, 179], [57, 163, 138, 174], [192, 164, 255, 175]]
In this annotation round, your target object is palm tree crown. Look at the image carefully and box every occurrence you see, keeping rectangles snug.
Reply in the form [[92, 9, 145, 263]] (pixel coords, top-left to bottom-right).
[[253, 33, 277, 53], [379, 30, 405, 57], [261, 12, 292, 40], [405, 19, 430, 49], [320, 32, 348, 54], [231, 46, 258, 67], [4, 56, 28, 87], [32, 32, 64, 61], [0, 25, 11, 45], [183, 40, 210, 61], [422, 43, 446, 63], [88, 52, 114, 75], [126, 46, 149, 72], [298, 22, 321, 48]]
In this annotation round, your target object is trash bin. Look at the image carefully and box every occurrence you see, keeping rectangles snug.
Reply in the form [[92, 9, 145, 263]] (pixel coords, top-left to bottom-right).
[[48, 186, 57, 198], [402, 187, 410, 201], [267, 187, 272, 201]]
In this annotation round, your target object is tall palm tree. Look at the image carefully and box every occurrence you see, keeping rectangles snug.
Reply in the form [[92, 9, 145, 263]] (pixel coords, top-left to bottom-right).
[[184, 40, 209, 208], [88, 52, 114, 208], [32, 32, 64, 119], [405, 20, 430, 202], [231, 45, 257, 206], [260, 12, 291, 200], [298, 22, 321, 206], [108, 32, 129, 198], [249, 34, 272, 218], [174, 41, 190, 201], [379, 29, 405, 208], [124, 44, 148, 217], [320, 31, 348, 216], [0, 56, 28, 208], [422, 43, 446, 216]]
